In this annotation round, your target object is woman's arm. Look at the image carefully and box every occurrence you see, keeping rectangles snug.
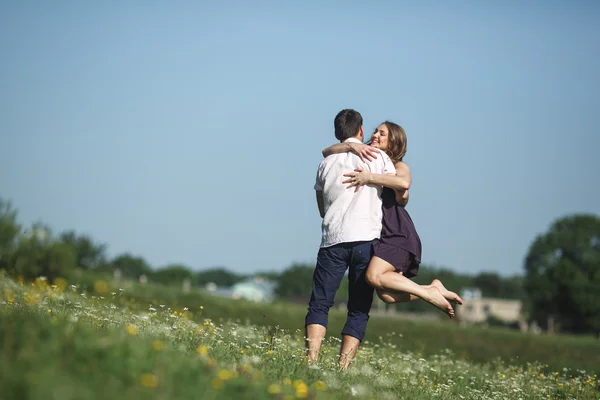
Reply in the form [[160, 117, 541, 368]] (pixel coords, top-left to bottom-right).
[[322, 142, 381, 162], [342, 162, 411, 192], [396, 189, 409, 207]]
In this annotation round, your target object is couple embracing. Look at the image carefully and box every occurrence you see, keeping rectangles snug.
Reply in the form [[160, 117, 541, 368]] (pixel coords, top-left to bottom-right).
[[305, 109, 462, 370]]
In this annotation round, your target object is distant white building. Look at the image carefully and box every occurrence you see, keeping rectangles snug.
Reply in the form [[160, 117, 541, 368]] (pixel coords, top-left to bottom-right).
[[459, 288, 523, 326], [205, 276, 276, 303], [231, 277, 276, 302]]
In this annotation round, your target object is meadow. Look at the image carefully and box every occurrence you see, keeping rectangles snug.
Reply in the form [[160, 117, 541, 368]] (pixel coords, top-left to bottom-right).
[[1, 271, 599, 400]]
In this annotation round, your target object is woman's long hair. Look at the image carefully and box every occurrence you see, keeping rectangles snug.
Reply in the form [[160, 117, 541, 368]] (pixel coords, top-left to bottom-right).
[[368, 121, 407, 164]]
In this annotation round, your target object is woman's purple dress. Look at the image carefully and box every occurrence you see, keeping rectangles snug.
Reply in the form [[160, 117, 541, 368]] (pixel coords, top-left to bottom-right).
[[372, 187, 422, 278]]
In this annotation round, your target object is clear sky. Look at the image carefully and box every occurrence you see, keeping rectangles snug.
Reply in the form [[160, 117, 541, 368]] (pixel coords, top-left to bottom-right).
[[1, 1, 599, 277]]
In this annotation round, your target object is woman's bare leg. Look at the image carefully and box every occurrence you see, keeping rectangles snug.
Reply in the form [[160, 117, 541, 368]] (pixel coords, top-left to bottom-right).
[[365, 256, 455, 318], [376, 288, 418, 303]]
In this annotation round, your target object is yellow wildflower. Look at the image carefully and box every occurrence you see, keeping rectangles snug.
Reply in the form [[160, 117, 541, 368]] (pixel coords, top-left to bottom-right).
[[218, 369, 234, 381], [93, 280, 109, 295], [197, 345, 209, 356], [314, 380, 326, 391], [140, 374, 158, 388], [283, 377, 292, 386], [295, 382, 308, 398], [152, 340, 164, 351], [125, 325, 138, 336], [267, 384, 281, 395]]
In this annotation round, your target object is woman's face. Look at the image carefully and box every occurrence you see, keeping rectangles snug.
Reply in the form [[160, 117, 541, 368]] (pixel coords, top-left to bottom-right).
[[370, 124, 389, 151]]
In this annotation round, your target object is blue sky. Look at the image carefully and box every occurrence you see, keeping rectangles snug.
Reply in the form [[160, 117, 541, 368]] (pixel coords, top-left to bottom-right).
[[1, 1, 599, 277]]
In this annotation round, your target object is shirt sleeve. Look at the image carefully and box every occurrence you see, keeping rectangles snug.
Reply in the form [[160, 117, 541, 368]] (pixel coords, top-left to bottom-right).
[[314, 161, 324, 191], [381, 153, 397, 174]]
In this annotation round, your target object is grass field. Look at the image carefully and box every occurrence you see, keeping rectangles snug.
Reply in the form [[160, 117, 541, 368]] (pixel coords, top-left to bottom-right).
[[1, 271, 599, 400]]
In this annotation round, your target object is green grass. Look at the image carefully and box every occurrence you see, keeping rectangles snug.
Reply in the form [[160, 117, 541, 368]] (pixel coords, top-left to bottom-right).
[[70, 270, 600, 374], [1, 272, 599, 400]]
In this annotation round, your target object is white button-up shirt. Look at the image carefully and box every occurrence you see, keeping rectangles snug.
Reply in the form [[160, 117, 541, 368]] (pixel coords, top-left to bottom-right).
[[314, 137, 397, 248]]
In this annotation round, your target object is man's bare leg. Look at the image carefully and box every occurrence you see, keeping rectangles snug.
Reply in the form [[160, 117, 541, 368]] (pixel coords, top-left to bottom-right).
[[305, 324, 327, 365], [338, 334, 361, 371]]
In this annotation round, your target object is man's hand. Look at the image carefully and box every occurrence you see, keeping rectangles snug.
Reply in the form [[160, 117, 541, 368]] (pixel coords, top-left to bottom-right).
[[347, 143, 380, 163], [342, 168, 372, 192]]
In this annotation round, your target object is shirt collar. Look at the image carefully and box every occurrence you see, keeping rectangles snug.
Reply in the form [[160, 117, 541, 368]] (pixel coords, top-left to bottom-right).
[[343, 138, 363, 144]]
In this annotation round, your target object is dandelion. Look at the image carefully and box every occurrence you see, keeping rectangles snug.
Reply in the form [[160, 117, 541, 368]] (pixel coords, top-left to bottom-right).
[[283, 377, 292, 386], [314, 380, 326, 391], [211, 378, 224, 389], [140, 374, 158, 388], [152, 340, 164, 351], [197, 345, 209, 356], [125, 324, 138, 336], [267, 383, 281, 395], [93, 280, 109, 295], [200, 305, 204, 310], [295, 381, 309, 398], [218, 369, 234, 381]]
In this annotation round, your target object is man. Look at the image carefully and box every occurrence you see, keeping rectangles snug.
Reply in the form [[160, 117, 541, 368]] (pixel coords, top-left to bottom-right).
[[305, 109, 399, 370]]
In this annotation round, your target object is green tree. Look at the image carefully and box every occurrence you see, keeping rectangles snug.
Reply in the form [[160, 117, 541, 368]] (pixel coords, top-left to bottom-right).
[[472, 272, 502, 297], [275, 264, 316, 299], [11, 224, 76, 281], [195, 267, 244, 287], [107, 253, 152, 279], [0, 197, 20, 269], [151, 264, 194, 285], [59, 230, 107, 269], [524, 214, 600, 334]]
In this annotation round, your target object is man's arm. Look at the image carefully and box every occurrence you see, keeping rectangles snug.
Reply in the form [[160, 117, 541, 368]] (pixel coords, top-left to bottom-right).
[[316, 191, 325, 218]]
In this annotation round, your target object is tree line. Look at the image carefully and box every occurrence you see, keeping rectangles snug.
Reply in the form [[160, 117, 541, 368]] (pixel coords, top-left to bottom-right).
[[1, 196, 599, 335]]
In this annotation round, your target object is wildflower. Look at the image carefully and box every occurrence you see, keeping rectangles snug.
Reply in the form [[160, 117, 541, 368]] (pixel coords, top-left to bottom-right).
[[200, 305, 204, 310], [197, 345, 209, 356], [283, 377, 292, 386], [218, 369, 234, 381], [93, 280, 109, 295], [152, 340, 164, 351], [47, 309, 51, 313], [267, 384, 281, 395], [314, 380, 326, 391], [295, 381, 309, 398], [53, 277, 67, 292], [206, 358, 217, 367], [140, 374, 158, 388], [125, 325, 138, 336]]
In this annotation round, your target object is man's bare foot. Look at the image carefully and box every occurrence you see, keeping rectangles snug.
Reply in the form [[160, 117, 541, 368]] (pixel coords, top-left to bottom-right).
[[431, 279, 463, 305], [424, 286, 455, 318]]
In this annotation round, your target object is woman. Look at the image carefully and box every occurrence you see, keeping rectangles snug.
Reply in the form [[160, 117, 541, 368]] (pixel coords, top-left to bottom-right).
[[322, 121, 462, 318]]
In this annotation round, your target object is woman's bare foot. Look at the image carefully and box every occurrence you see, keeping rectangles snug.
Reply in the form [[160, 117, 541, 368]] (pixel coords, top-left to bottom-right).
[[424, 286, 455, 318], [431, 279, 463, 305]]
